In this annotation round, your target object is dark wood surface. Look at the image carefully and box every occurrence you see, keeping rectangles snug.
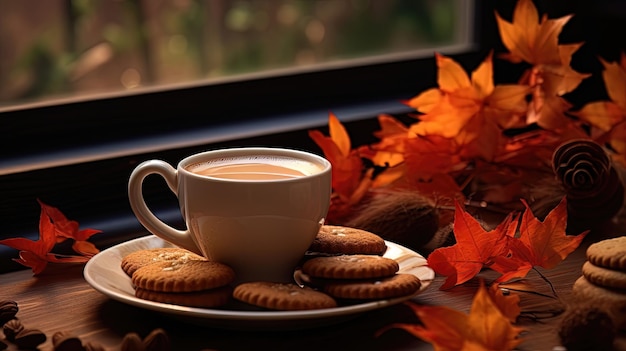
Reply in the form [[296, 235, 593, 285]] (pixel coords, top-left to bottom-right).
[[2, 232, 625, 351]]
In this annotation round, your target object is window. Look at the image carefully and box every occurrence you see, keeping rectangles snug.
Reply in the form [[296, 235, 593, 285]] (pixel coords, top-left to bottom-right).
[[1, 0, 471, 109], [0, 0, 482, 272]]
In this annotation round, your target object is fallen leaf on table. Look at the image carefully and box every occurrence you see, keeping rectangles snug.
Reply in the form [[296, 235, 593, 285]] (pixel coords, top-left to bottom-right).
[[377, 281, 524, 351], [426, 201, 518, 290], [492, 197, 589, 283], [0, 200, 102, 275], [427, 196, 587, 288]]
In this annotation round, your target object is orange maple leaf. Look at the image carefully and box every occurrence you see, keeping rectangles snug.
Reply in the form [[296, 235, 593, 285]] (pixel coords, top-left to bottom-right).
[[407, 52, 529, 161], [574, 54, 626, 166], [308, 112, 374, 222], [426, 201, 518, 290], [0, 200, 101, 274], [368, 114, 409, 168], [377, 281, 524, 351], [496, 0, 589, 131], [492, 197, 589, 283]]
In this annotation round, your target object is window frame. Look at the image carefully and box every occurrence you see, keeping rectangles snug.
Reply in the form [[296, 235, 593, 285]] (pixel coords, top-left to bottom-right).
[[0, 1, 495, 272]]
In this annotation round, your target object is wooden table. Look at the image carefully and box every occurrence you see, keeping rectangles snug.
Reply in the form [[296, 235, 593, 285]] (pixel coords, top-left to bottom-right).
[[1, 232, 625, 351]]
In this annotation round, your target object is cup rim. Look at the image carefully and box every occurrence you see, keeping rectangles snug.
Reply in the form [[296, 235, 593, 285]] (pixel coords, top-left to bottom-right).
[[177, 147, 331, 182]]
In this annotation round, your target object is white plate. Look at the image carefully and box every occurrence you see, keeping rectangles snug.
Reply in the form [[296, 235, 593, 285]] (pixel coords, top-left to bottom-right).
[[84, 235, 434, 330]]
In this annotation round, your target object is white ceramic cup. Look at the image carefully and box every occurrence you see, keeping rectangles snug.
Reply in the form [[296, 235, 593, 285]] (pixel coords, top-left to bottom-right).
[[128, 147, 332, 283]]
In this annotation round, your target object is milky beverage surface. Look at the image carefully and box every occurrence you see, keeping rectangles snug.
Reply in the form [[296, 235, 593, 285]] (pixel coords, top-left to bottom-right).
[[187, 155, 322, 180]]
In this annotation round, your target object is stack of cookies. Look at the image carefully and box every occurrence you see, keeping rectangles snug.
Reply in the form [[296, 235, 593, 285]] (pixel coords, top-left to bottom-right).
[[121, 247, 236, 308], [300, 254, 422, 300], [572, 236, 626, 331], [296, 225, 422, 301]]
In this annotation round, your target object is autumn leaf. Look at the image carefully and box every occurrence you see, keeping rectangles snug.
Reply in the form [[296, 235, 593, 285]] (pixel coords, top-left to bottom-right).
[[0, 200, 102, 274], [427, 201, 518, 290], [496, 0, 589, 130], [0, 204, 58, 274], [368, 114, 410, 169], [407, 52, 529, 161], [575, 54, 626, 166], [309, 112, 375, 222], [488, 283, 521, 323], [38, 199, 102, 256], [377, 281, 524, 351], [492, 197, 588, 283], [428, 196, 586, 288], [495, 0, 570, 66], [306, 1, 621, 238]]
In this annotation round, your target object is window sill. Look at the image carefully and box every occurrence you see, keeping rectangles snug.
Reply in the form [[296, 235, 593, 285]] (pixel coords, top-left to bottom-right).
[[0, 98, 412, 273]]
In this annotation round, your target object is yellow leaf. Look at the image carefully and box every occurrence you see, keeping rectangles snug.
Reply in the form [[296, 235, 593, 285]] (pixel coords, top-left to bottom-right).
[[534, 14, 572, 64], [573, 101, 623, 132], [601, 57, 626, 110], [410, 99, 475, 138], [471, 51, 495, 97], [484, 84, 530, 129], [407, 88, 444, 113], [496, 0, 572, 65], [495, 0, 537, 63], [436, 52, 471, 92], [328, 112, 351, 157], [556, 43, 590, 95]]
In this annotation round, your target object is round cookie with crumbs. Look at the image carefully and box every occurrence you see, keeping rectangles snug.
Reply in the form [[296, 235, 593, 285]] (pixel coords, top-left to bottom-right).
[[121, 247, 205, 277], [301, 254, 399, 280], [233, 282, 337, 310], [308, 225, 387, 255], [586, 236, 626, 271], [321, 273, 422, 300], [582, 261, 626, 290], [131, 259, 235, 293], [134, 285, 233, 308]]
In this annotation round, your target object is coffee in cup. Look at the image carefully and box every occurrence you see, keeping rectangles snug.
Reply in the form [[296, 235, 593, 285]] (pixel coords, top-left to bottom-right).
[[128, 147, 332, 283]]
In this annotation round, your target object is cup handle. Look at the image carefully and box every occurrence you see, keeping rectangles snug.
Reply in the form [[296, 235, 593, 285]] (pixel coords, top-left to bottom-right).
[[127, 160, 201, 255]]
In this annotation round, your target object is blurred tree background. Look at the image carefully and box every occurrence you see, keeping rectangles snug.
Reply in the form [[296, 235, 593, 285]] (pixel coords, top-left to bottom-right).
[[0, 0, 461, 108]]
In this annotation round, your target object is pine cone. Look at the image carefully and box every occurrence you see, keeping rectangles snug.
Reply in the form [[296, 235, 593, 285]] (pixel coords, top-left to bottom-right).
[[552, 139, 625, 228]]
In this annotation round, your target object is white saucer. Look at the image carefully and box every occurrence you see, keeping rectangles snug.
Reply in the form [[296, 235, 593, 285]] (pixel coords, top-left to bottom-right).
[[83, 235, 434, 330]]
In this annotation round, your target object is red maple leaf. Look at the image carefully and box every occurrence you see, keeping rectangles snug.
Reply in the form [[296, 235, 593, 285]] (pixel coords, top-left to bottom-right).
[[427, 201, 519, 290], [428, 196, 587, 289], [39, 199, 101, 256], [0, 200, 102, 274], [492, 197, 589, 283]]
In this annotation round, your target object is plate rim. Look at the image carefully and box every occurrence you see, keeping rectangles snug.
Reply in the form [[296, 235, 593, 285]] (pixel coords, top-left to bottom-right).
[[83, 235, 434, 323]]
